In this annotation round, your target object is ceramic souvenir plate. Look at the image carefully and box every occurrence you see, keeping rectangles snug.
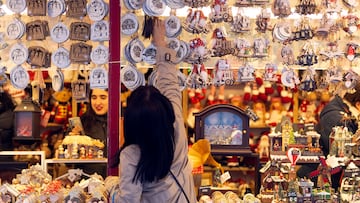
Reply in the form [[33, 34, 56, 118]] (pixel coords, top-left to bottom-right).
[[52, 47, 71, 69], [142, 44, 157, 65], [124, 37, 144, 64], [48, 0, 66, 17], [164, 0, 185, 9], [165, 15, 182, 38], [6, 0, 26, 13], [10, 66, 29, 89], [123, 0, 144, 10], [120, 64, 144, 91], [50, 22, 70, 43], [91, 20, 109, 41], [90, 45, 109, 65], [10, 43, 28, 65], [121, 13, 139, 35], [87, 0, 108, 21], [143, 0, 166, 16], [7, 19, 25, 40], [89, 66, 108, 89]]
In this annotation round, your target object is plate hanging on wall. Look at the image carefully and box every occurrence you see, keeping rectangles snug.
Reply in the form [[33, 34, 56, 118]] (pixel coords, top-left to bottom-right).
[[89, 66, 108, 89], [90, 45, 109, 65], [47, 0, 66, 17], [50, 22, 70, 43], [10, 66, 29, 90], [10, 43, 28, 65], [6, 19, 26, 40], [87, 0, 108, 21], [6, 0, 26, 14], [91, 20, 110, 41], [121, 13, 139, 36], [52, 47, 71, 69]]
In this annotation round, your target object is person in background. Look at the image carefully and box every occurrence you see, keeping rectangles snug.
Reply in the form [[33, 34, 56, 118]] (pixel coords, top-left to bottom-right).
[[0, 89, 16, 152], [79, 88, 108, 177], [297, 82, 360, 190], [112, 19, 197, 202]]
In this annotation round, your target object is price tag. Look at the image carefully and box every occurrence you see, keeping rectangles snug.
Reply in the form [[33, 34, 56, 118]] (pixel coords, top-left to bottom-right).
[[220, 171, 231, 184]]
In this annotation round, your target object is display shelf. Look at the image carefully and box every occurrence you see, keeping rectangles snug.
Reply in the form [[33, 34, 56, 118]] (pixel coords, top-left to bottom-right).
[[270, 154, 325, 164], [0, 151, 46, 171], [44, 158, 107, 171]]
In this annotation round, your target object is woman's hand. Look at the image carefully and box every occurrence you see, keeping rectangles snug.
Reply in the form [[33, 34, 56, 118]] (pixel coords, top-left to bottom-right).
[[152, 18, 166, 48]]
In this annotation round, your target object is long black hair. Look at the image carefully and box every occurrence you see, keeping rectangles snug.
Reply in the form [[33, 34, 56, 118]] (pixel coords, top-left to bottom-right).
[[118, 85, 175, 183], [0, 90, 15, 113]]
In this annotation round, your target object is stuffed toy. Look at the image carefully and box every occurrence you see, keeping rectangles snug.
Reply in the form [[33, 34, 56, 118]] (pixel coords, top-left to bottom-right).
[[50, 88, 72, 124]]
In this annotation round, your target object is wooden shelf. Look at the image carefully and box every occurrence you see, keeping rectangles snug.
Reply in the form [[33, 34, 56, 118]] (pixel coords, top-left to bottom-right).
[[44, 158, 107, 171]]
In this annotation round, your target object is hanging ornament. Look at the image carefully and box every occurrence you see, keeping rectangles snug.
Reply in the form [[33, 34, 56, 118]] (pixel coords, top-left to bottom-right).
[[287, 148, 301, 166], [342, 14, 360, 36], [281, 67, 300, 88], [345, 42, 360, 61]]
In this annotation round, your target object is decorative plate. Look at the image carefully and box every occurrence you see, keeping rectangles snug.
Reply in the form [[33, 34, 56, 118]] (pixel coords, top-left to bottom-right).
[[6, 19, 25, 40], [52, 47, 71, 69], [121, 13, 139, 35], [50, 22, 70, 43], [143, 0, 166, 16], [87, 0, 108, 21], [10, 43, 28, 65], [120, 64, 144, 91], [91, 20, 110, 41], [90, 45, 109, 65], [164, 0, 185, 9], [124, 37, 144, 64], [142, 44, 157, 65], [123, 0, 144, 10], [165, 15, 182, 38], [89, 66, 108, 89], [47, 0, 66, 17], [10, 66, 29, 90], [6, 0, 26, 13]]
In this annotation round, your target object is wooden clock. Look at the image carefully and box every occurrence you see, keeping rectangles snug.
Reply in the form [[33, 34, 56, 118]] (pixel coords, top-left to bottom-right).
[[194, 104, 252, 155]]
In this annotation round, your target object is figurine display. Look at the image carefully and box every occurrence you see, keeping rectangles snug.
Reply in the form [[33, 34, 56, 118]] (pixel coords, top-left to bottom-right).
[[209, 0, 233, 23], [50, 88, 72, 124], [210, 28, 235, 57]]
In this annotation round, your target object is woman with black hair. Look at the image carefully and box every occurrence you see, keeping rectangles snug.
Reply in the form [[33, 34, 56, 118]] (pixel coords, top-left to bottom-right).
[[112, 19, 196, 202], [79, 88, 108, 177]]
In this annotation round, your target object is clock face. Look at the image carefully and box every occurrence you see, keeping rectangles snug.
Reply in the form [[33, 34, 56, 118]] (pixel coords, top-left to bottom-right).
[[204, 111, 243, 145]]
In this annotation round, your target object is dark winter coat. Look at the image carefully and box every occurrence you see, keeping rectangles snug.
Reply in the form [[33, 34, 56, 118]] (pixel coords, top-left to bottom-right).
[[79, 113, 107, 177], [297, 95, 357, 191], [0, 109, 14, 151], [316, 95, 358, 156]]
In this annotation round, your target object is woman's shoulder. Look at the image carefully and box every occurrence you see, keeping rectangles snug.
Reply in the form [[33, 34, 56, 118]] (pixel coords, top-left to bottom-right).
[[120, 145, 140, 163]]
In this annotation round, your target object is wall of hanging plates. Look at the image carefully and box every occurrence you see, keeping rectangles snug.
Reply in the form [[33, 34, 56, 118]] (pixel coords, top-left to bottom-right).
[[120, 0, 360, 124], [0, 0, 110, 98]]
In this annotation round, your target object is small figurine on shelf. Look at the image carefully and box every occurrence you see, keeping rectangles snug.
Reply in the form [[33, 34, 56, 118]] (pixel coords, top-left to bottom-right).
[[58, 145, 65, 158], [257, 134, 270, 161], [50, 88, 72, 124], [80, 146, 86, 159], [266, 97, 286, 125], [88, 148, 93, 159], [250, 101, 266, 127]]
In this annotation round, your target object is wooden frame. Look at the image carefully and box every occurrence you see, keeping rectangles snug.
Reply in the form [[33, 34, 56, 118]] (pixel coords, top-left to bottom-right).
[[194, 104, 252, 155]]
